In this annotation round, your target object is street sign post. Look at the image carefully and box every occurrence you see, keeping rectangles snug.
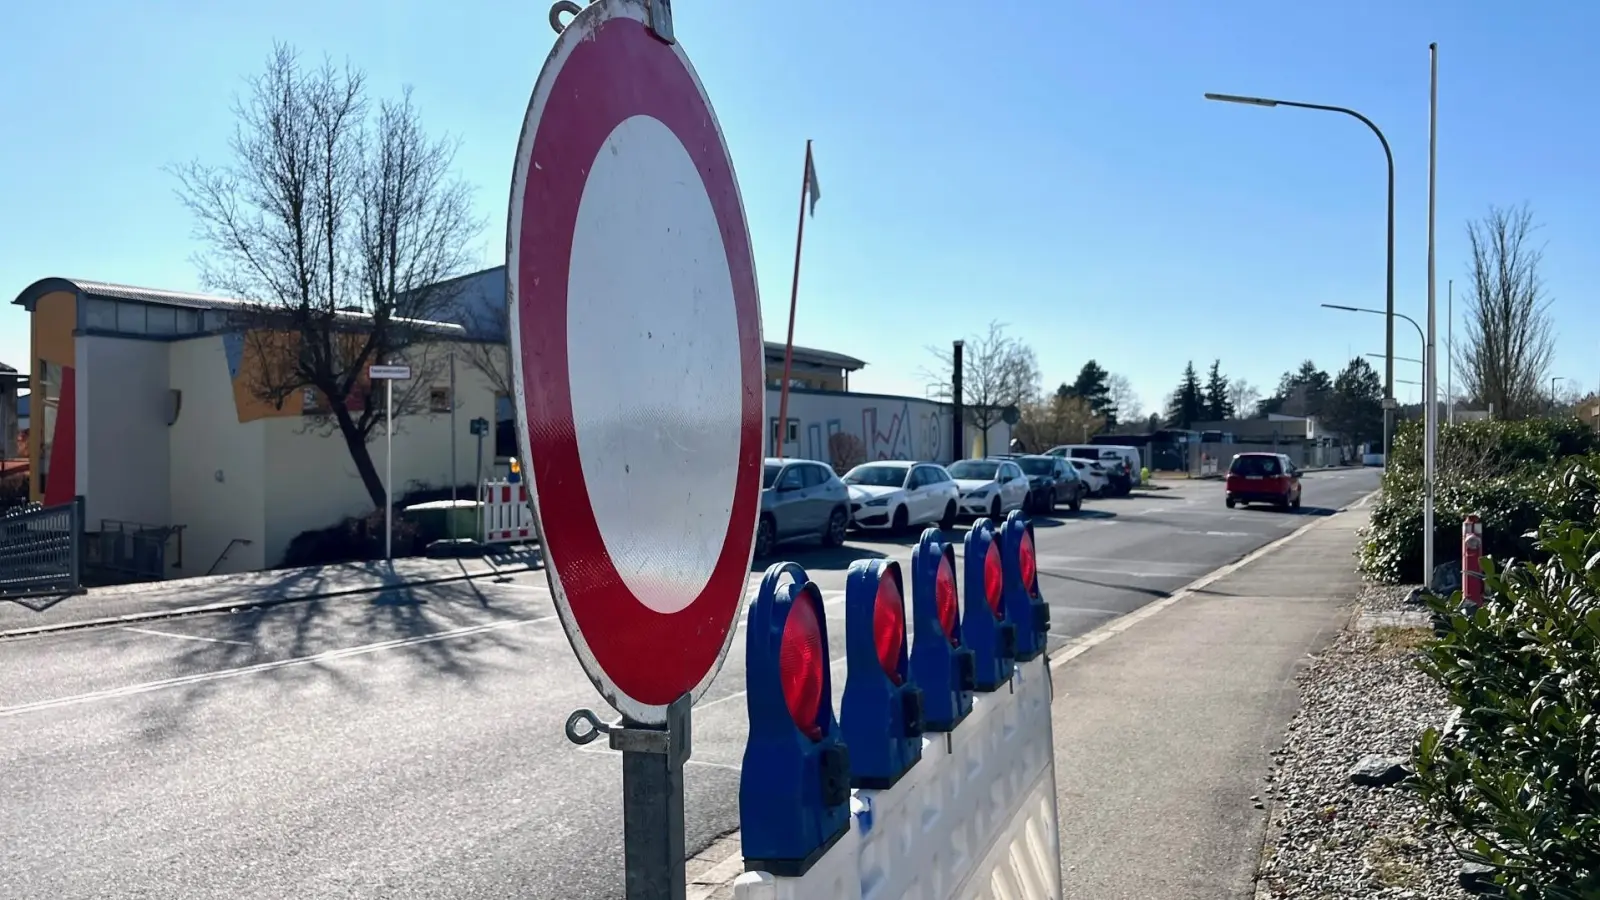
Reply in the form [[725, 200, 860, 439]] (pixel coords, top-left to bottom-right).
[[367, 363, 413, 561], [508, 1, 762, 896]]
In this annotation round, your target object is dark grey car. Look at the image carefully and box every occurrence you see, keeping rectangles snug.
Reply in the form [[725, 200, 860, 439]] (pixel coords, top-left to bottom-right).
[[755, 458, 851, 557]]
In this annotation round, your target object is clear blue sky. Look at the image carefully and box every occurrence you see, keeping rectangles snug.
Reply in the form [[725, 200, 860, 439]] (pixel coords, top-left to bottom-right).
[[4, 1, 1596, 415]]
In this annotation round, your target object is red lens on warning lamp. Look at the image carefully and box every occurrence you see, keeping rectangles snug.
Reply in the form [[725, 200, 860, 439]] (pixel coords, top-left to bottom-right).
[[780, 589, 826, 741], [935, 554, 960, 644], [983, 542, 1003, 614], [1020, 529, 1038, 593], [873, 572, 906, 685]]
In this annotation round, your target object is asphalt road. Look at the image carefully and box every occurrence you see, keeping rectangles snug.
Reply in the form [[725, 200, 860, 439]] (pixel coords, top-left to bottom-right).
[[0, 468, 1379, 900]]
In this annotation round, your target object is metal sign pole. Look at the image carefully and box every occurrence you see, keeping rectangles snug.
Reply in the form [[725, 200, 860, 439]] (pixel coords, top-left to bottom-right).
[[565, 694, 691, 900], [386, 376, 394, 563], [450, 352, 458, 540]]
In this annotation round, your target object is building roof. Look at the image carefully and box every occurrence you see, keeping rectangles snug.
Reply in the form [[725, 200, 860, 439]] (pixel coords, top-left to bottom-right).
[[11, 277, 465, 334], [762, 341, 867, 372]]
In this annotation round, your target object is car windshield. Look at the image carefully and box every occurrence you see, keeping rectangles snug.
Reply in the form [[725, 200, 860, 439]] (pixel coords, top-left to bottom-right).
[[762, 463, 782, 489], [948, 460, 999, 481], [1230, 455, 1282, 477], [843, 465, 907, 488], [1018, 458, 1054, 476]]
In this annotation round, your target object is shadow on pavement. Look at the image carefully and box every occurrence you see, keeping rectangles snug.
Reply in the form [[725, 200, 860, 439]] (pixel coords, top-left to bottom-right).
[[752, 543, 888, 572], [130, 567, 533, 745]]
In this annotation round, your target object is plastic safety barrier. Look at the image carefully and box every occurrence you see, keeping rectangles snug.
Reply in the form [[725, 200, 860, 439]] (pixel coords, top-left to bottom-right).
[[479, 479, 537, 545], [736, 510, 1063, 899]]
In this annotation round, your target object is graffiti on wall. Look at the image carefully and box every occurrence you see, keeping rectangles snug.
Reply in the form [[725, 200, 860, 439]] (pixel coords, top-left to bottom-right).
[[783, 400, 949, 470]]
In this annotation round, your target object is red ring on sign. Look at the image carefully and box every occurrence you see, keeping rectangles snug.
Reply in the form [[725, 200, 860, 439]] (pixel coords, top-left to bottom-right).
[[513, 13, 762, 709]]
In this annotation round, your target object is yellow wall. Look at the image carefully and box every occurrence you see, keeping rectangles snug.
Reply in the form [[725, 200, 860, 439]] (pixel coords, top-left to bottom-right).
[[27, 290, 76, 500]]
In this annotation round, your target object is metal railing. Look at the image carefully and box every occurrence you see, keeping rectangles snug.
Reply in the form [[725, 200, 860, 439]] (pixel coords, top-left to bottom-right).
[[0, 497, 84, 599], [93, 519, 185, 581]]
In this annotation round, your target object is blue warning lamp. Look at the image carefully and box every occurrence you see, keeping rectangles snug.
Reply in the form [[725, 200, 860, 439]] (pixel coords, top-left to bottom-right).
[[1000, 510, 1051, 661], [961, 517, 1015, 691], [740, 562, 851, 877], [908, 527, 974, 732], [840, 559, 923, 789]]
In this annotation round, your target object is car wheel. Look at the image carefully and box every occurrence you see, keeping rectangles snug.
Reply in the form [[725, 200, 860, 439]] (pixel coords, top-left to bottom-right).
[[939, 501, 958, 531], [989, 496, 1002, 521], [822, 507, 848, 546], [1225, 497, 1236, 509], [891, 505, 910, 534], [1069, 492, 1082, 512], [755, 515, 776, 556], [1290, 491, 1302, 511]]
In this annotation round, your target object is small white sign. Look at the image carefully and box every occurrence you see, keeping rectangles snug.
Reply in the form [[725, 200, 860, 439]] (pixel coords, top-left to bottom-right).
[[368, 364, 412, 380]]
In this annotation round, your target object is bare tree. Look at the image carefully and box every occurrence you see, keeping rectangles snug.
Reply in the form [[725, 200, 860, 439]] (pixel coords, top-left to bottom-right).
[[923, 321, 1040, 456], [1227, 378, 1262, 418], [1105, 373, 1142, 423], [1014, 395, 1104, 450], [456, 300, 515, 399], [173, 44, 479, 508], [1454, 203, 1555, 420]]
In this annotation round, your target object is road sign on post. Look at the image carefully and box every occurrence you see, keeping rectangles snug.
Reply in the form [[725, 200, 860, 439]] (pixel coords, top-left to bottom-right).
[[509, 0, 762, 896], [367, 363, 413, 562]]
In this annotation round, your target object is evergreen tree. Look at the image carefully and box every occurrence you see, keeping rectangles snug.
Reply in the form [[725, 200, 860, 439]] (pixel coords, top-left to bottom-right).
[[1324, 357, 1385, 446], [1069, 360, 1117, 425], [1259, 360, 1334, 419], [1202, 360, 1234, 421], [1164, 361, 1205, 428]]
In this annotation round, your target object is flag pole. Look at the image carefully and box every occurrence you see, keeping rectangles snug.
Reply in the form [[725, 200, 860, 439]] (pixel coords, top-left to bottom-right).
[[774, 140, 813, 461]]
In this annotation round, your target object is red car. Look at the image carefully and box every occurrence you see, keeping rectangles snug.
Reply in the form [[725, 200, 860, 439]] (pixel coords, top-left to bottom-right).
[[1224, 452, 1302, 510]]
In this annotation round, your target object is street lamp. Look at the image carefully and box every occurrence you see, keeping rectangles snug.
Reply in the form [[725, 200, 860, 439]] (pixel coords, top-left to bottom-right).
[[1207, 92, 1396, 458], [1323, 304, 1424, 364], [1367, 353, 1422, 366]]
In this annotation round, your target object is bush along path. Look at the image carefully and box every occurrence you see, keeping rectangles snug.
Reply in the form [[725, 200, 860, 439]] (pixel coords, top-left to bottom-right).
[[1410, 496, 1600, 899], [1359, 416, 1600, 585]]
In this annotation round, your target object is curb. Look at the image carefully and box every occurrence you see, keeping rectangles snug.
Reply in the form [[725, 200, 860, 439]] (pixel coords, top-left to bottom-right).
[[0, 560, 540, 640]]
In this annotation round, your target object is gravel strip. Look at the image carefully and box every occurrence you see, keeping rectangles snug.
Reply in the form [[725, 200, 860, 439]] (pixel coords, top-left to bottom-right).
[[1257, 583, 1470, 899]]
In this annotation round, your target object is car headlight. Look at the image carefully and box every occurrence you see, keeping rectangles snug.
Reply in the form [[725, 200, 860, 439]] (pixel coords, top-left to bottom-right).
[[967, 487, 993, 498], [864, 497, 889, 507]]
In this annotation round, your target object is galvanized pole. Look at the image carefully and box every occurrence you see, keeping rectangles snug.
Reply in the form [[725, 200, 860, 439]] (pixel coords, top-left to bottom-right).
[[1447, 279, 1454, 426], [1423, 42, 1439, 585], [449, 352, 458, 540], [386, 375, 394, 563]]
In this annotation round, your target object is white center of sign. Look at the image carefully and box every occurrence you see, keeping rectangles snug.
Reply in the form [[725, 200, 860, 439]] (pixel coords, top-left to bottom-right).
[[567, 114, 745, 616]]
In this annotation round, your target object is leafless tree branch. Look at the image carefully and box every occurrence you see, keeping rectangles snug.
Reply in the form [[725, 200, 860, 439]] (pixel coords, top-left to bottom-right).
[[1453, 203, 1555, 420], [171, 43, 481, 507]]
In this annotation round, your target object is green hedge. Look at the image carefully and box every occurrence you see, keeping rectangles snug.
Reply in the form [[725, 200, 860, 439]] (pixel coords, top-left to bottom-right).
[[1410, 469, 1600, 897], [1359, 418, 1600, 583]]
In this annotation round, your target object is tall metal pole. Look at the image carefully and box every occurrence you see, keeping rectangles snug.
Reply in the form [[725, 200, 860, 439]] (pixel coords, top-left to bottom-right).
[[1447, 279, 1454, 425], [774, 140, 814, 461], [951, 340, 965, 460], [386, 376, 394, 563], [1424, 42, 1439, 585], [449, 352, 458, 540], [1203, 93, 1395, 459]]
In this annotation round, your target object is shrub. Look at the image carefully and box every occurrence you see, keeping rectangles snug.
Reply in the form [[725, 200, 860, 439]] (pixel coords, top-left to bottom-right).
[[1360, 419, 1600, 584], [278, 507, 422, 569], [0, 472, 26, 512], [1409, 475, 1600, 898]]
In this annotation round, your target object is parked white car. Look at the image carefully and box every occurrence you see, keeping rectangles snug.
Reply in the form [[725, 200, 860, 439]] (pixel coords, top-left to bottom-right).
[[1068, 458, 1111, 497], [842, 461, 961, 532], [947, 458, 1030, 520]]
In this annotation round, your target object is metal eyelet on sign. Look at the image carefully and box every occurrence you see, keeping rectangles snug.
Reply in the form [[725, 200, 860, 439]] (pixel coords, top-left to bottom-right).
[[549, 0, 586, 34], [564, 707, 613, 745]]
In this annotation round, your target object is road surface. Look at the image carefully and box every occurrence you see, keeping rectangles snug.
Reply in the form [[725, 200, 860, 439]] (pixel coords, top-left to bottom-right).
[[0, 468, 1379, 899]]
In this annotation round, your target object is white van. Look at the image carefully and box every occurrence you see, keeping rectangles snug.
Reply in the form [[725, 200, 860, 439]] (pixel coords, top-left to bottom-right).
[[1045, 444, 1143, 493]]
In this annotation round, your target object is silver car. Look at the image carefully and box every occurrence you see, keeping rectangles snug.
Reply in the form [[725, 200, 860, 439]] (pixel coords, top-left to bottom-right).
[[756, 458, 852, 557]]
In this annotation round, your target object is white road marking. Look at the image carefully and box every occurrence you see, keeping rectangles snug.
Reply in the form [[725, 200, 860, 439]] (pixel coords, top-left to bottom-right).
[[0, 615, 558, 719], [122, 626, 251, 647]]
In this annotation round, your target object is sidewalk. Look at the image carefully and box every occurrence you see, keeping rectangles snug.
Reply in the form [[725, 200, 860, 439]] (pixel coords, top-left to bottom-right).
[[1052, 506, 1367, 898], [0, 550, 541, 637]]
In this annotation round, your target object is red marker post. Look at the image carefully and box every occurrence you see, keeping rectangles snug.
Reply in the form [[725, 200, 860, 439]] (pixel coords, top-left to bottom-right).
[[1461, 513, 1484, 608], [513, 1, 763, 897]]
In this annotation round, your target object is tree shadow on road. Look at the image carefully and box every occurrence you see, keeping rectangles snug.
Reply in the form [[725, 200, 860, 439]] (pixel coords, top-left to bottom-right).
[[130, 567, 543, 745]]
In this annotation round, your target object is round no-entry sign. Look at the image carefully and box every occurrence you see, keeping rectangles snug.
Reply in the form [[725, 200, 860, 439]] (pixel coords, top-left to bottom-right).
[[507, 0, 763, 725]]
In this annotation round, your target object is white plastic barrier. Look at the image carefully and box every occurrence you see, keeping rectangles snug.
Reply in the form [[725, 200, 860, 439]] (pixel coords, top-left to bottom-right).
[[734, 653, 1062, 900], [479, 479, 538, 545]]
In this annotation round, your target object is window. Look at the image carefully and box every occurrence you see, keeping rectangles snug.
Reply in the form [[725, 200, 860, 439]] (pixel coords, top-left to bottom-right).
[[769, 417, 799, 448], [948, 460, 999, 481], [429, 387, 452, 413], [844, 465, 908, 488], [84, 298, 118, 331], [762, 462, 783, 489], [802, 464, 830, 487], [776, 466, 805, 490], [146, 306, 177, 335], [495, 394, 517, 458], [1017, 457, 1054, 477]]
